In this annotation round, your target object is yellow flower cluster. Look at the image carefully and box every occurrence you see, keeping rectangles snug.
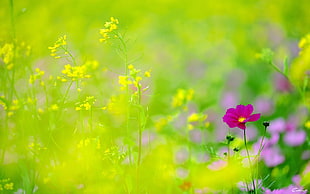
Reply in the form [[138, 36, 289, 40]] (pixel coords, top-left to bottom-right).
[[48, 35, 67, 59], [172, 89, 194, 108], [29, 68, 45, 85], [0, 97, 22, 117], [0, 43, 14, 69], [305, 120, 310, 129], [75, 96, 96, 111], [187, 112, 209, 130], [155, 116, 174, 131], [0, 178, 14, 191], [290, 34, 310, 91], [59, 64, 91, 82], [28, 142, 47, 152], [299, 34, 310, 51], [0, 41, 31, 70], [99, 17, 119, 43], [118, 75, 132, 90], [0, 96, 7, 110], [7, 99, 20, 117], [84, 60, 99, 70], [106, 95, 127, 115], [77, 137, 101, 149], [187, 113, 207, 123], [118, 64, 151, 90], [49, 104, 59, 111]]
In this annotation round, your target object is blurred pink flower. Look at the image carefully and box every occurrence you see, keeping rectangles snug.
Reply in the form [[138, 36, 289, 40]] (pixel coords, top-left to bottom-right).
[[254, 97, 274, 116], [208, 160, 227, 171], [268, 118, 286, 133], [284, 130, 306, 146], [261, 147, 285, 167], [302, 150, 310, 160], [222, 104, 261, 130], [264, 185, 307, 194], [274, 73, 293, 93], [221, 92, 239, 109]]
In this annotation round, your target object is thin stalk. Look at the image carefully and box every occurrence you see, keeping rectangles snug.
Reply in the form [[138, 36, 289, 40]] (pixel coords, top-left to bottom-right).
[[254, 123, 268, 190], [1, 0, 16, 165], [269, 61, 286, 78], [227, 129, 231, 162], [61, 46, 77, 66], [255, 125, 267, 160], [119, 34, 133, 165], [89, 107, 93, 131], [9, 0, 16, 40], [61, 80, 73, 105], [243, 129, 256, 193], [136, 85, 142, 194]]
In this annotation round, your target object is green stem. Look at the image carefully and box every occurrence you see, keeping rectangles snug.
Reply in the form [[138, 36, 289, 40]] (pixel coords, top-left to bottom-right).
[[269, 62, 286, 78], [256, 125, 267, 160], [119, 34, 132, 166], [61, 46, 77, 66], [9, 0, 15, 40], [89, 107, 93, 131], [61, 80, 73, 105], [136, 85, 142, 194], [243, 129, 256, 193], [255, 124, 268, 190]]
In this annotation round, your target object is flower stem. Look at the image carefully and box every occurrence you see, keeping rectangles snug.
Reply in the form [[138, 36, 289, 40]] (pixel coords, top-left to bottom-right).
[[254, 122, 268, 190], [61, 80, 73, 105], [243, 129, 256, 193]]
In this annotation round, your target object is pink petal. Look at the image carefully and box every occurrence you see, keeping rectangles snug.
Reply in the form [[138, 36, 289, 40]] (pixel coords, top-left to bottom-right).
[[284, 130, 306, 146], [243, 104, 254, 117], [247, 113, 261, 122], [227, 122, 239, 128], [236, 104, 246, 116], [237, 123, 246, 130], [226, 108, 237, 114], [224, 112, 239, 120]]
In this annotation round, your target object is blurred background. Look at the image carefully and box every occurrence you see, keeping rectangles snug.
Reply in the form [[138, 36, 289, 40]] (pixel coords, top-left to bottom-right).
[[1, 0, 309, 110], [0, 0, 310, 193]]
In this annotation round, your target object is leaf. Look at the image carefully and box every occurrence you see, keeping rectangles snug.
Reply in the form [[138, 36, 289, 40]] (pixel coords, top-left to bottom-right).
[[303, 76, 309, 92], [283, 56, 289, 77]]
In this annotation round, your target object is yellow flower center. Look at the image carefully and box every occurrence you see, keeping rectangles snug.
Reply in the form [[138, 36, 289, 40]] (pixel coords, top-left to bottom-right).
[[238, 117, 246, 122]]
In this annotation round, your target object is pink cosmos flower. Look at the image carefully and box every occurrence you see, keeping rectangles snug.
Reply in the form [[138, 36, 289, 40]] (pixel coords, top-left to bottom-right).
[[222, 104, 261, 130]]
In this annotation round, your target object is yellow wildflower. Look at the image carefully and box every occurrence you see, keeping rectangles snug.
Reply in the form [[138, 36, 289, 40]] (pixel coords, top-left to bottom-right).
[[0, 96, 7, 110], [155, 118, 169, 131], [0, 43, 14, 65], [299, 34, 310, 50], [61, 64, 90, 81], [49, 104, 59, 111], [144, 70, 151, 77], [187, 113, 208, 123], [118, 75, 132, 90], [29, 68, 45, 85], [5, 183, 13, 190], [172, 89, 194, 108], [48, 35, 67, 59], [77, 137, 101, 150], [305, 121, 310, 129], [38, 108, 44, 113], [290, 34, 310, 90], [99, 17, 119, 43], [187, 113, 200, 122], [187, 123, 194, 130], [75, 96, 96, 111], [84, 60, 99, 70]]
